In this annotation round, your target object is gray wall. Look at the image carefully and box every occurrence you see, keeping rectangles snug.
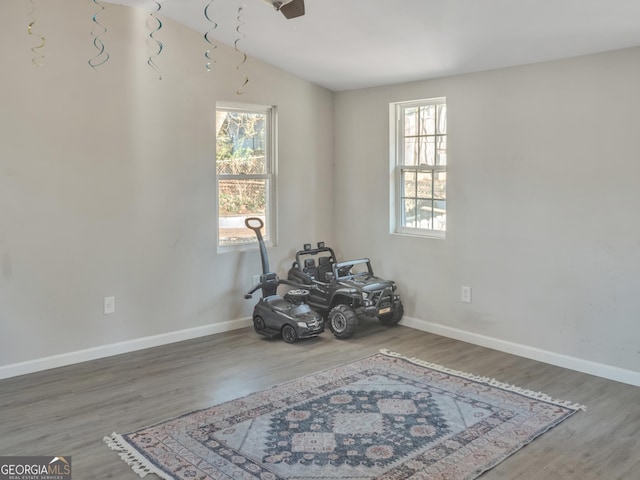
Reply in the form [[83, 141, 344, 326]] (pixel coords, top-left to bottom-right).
[[0, 0, 334, 367], [2, 0, 638, 381], [334, 47, 640, 375]]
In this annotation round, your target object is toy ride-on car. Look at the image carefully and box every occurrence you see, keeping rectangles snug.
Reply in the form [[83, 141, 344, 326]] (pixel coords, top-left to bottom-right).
[[243, 218, 324, 343], [288, 242, 404, 339]]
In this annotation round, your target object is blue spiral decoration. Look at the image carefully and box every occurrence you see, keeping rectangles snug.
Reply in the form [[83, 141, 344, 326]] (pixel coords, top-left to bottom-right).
[[147, 1, 164, 80], [89, 0, 110, 70], [27, 0, 45, 66], [234, 6, 249, 95], [204, 0, 218, 72]]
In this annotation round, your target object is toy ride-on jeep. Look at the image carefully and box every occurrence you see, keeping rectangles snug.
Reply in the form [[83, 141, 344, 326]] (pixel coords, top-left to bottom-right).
[[243, 218, 324, 343], [288, 242, 404, 339]]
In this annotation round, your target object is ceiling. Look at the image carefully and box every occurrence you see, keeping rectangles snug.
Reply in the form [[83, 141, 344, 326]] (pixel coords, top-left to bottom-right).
[[106, 0, 640, 91]]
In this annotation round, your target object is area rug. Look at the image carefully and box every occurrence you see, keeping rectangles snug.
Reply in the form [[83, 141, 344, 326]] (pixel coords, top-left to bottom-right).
[[104, 349, 584, 479]]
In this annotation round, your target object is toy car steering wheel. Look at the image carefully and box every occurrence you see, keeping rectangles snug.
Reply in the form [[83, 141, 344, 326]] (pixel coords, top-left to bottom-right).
[[285, 289, 310, 305]]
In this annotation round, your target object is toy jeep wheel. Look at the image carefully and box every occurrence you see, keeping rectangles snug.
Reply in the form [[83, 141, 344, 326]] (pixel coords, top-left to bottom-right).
[[379, 303, 404, 326], [253, 316, 266, 333], [282, 324, 298, 343], [328, 305, 358, 339]]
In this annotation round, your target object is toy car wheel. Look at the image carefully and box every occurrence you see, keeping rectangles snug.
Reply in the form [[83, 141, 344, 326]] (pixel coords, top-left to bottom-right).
[[379, 302, 404, 326], [281, 324, 298, 344], [328, 304, 358, 339], [253, 316, 266, 333]]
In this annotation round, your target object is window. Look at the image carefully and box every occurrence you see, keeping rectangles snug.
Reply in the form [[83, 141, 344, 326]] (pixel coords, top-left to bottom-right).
[[216, 103, 276, 250], [391, 98, 447, 237]]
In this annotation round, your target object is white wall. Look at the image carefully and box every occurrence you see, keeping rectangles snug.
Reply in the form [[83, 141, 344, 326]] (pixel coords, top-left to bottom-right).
[[334, 47, 640, 377], [0, 0, 334, 369]]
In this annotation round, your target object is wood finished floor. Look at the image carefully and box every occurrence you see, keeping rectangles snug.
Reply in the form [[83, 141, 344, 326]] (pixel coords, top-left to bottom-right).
[[1, 321, 638, 479]]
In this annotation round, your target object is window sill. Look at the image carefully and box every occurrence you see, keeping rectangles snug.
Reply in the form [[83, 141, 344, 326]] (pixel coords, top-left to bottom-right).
[[217, 240, 274, 255], [392, 227, 446, 240]]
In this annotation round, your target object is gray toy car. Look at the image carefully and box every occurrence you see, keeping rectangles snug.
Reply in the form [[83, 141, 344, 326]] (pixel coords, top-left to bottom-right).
[[244, 218, 324, 343], [288, 243, 404, 339]]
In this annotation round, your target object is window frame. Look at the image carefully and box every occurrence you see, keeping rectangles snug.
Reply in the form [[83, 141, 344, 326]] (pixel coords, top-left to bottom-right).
[[216, 101, 277, 253], [390, 97, 447, 239]]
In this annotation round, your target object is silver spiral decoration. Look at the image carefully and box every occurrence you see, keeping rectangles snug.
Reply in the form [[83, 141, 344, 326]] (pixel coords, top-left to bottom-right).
[[204, 0, 218, 72], [234, 5, 249, 94], [89, 0, 110, 70], [147, 1, 164, 79]]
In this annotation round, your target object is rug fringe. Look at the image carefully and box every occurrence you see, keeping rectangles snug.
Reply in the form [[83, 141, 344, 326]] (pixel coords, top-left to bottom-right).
[[379, 348, 586, 411], [103, 433, 172, 479]]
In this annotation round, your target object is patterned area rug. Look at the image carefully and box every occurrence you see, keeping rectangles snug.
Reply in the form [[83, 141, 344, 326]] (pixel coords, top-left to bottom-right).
[[105, 350, 584, 479]]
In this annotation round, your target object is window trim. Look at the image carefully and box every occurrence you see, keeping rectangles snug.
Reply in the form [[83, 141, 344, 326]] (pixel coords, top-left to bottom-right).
[[216, 102, 277, 253], [389, 97, 447, 239]]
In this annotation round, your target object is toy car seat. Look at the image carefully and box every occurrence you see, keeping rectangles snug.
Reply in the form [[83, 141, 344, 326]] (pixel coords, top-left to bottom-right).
[[318, 256, 333, 281], [260, 272, 279, 297], [259, 272, 292, 311], [303, 258, 318, 280]]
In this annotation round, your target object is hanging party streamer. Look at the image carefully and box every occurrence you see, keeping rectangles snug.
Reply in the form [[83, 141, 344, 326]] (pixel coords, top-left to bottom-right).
[[234, 6, 249, 95], [204, 0, 218, 71], [147, 1, 164, 79], [88, 0, 110, 70], [27, 0, 46, 66]]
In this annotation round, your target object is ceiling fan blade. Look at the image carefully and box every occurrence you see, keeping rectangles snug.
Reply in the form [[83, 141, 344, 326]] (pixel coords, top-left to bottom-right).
[[280, 0, 304, 19]]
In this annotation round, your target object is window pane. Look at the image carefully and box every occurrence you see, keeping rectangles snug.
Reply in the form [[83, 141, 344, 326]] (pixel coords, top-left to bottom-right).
[[436, 104, 447, 135], [218, 178, 268, 245], [436, 136, 447, 165], [420, 105, 436, 135], [404, 107, 419, 136], [418, 137, 436, 165], [434, 171, 446, 199], [417, 199, 433, 228], [402, 170, 417, 197], [216, 111, 267, 175], [433, 200, 446, 231], [416, 171, 433, 198], [403, 198, 417, 228], [403, 138, 420, 166], [404, 137, 436, 165]]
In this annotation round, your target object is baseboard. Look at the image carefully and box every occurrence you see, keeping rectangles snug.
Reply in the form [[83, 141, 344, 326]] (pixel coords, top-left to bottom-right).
[[400, 316, 640, 388], [0, 318, 252, 380], [4, 316, 638, 388]]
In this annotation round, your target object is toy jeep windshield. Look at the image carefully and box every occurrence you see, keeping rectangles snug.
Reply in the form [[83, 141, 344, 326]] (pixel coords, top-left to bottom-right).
[[288, 243, 404, 339]]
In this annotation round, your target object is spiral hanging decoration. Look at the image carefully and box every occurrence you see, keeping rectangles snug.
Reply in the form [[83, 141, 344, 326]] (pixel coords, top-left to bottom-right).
[[234, 6, 249, 95], [27, 0, 46, 67], [204, 0, 218, 72], [88, 0, 110, 70], [146, 1, 164, 80]]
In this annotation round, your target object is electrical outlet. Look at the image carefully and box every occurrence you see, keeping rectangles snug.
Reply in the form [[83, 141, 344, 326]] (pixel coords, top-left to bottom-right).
[[461, 286, 472, 304], [252, 275, 261, 287], [104, 296, 116, 314]]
